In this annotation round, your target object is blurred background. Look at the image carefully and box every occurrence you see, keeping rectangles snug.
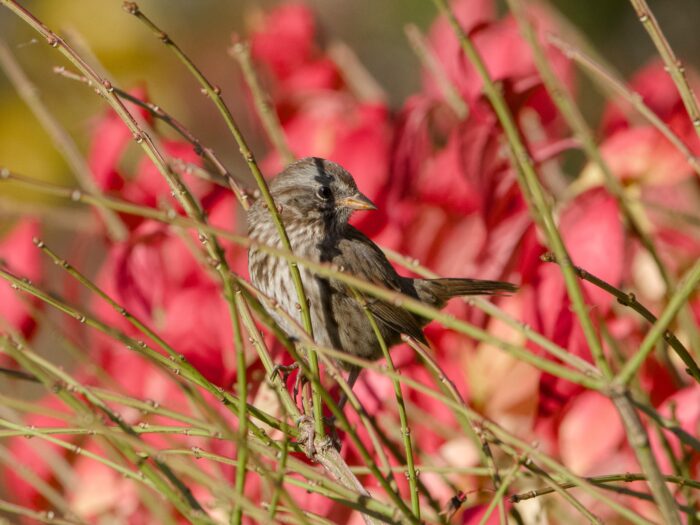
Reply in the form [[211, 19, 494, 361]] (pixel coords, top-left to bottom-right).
[[1, 2, 699, 522], [1, 0, 700, 210]]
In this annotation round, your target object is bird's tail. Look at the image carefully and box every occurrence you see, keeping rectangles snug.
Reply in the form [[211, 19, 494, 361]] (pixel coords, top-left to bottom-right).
[[414, 278, 518, 307]]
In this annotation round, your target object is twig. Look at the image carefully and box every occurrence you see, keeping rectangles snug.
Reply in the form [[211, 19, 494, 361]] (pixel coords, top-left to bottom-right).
[[512, 471, 700, 502], [609, 388, 683, 525], [0, 337, 214, 524], [616, 259, 700, 386], [404, 23, 468, 119], [404, 335, 510, 523], [0, 498, 82, 525], [52, 65, 251, 206], [0, 264, 289, 437], [430, 0, 613, 380], [384, 247, 601, 376], [521, 462, 602, 524], [121, 0, 324, 440], [327, 40, 387, 104], [0, 38, 127, 241], [627, 0, 700, 141], [354, 290, 420, 520], [541, 252, 700, 384], [633, 399, 700, 451], [477, 458, 522, 525], [0, 365, 38, 382], [488, 431, 655, 525], [547, 34, 700, 177], [229, 37, 294, 164]]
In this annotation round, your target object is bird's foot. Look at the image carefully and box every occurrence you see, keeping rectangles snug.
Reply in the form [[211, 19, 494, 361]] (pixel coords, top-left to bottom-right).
[[296, 415, 317, 459], [296, 416, 340, 459], [292, 372, 309, 404], [270, 362, 299, 384]]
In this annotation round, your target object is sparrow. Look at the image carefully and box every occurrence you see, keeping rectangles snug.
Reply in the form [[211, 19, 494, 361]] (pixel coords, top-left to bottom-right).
[[247, 157, 517, 390]]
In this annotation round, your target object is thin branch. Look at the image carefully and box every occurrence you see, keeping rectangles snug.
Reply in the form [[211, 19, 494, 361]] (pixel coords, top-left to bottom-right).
[[121, 0, 324, 439], [52, 65, 251, 207], [541, 252, 700, 384], [522, 462, 602, 524], [404, 23, 468, 119], [609, 388, 683, 525], [627, 0, 700, 141], [616, 259, 700, 385], [0, 38, 127, 241], [354, 291, 420, 520], [547, 34, 700, 178], [229, 37, 295, 164], [429, 0, 613, 380], [384, 247, 600, 376], [512, 472, 700, 502]]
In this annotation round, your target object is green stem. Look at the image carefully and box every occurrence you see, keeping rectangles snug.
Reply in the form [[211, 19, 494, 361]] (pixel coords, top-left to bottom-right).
[[627, 0, 700, 142], [616, 259, 700, 385], [521, 463, 602, 524], [229, 39, 295, 164], [430, 0, 612, 379], [477, 459, 521, 525], [542, 253, 700, 384], [547, 35, 700, 177], [122, 1, 324, 437], [0, 39, 127, 241], [354, 290, 420, 520]]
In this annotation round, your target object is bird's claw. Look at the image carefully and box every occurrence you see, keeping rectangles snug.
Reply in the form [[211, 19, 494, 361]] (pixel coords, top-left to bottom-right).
[[296, 416, 340, 459], [292, 372, 309, 404], [270, 363, 310, 407], [270, 362, 299, 383], [296, 415, 317, 459]]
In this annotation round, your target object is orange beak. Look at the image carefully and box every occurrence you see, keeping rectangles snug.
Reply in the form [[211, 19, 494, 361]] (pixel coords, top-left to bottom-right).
[[339, 193, 377, 211]]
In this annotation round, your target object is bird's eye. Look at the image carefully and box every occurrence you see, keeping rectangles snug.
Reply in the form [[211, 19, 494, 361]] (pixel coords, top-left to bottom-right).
[[317, 186, 332, 200]]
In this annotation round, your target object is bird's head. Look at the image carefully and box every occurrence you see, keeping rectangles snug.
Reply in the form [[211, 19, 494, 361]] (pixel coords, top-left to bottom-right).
[[268, 157, 376, 227]]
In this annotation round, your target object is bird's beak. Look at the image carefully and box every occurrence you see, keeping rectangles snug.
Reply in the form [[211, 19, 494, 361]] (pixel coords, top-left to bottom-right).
[[339, 192, 377, 211]]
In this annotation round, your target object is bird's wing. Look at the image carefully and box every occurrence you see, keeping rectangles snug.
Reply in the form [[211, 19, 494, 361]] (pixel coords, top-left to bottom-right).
[[332, 228, 426, 342]]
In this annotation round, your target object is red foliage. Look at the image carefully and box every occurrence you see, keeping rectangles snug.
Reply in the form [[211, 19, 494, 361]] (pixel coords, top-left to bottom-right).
[[0, 219, 41, 338], [5, 0, 700, 522]]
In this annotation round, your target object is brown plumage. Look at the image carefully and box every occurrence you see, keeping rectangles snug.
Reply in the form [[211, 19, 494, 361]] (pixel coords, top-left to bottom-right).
[[247, 157, 517, 381]]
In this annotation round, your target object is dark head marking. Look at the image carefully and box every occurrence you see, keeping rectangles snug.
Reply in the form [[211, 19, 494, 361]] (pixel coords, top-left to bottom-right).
[[266, 157, 376, 227]]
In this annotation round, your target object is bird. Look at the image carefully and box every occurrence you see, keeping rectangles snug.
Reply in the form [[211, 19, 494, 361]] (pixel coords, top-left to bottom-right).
[[247, 157, 517, 393]]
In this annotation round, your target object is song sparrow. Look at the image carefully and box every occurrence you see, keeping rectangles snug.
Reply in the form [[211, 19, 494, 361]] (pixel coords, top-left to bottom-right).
[[247, 157, 517, 389]]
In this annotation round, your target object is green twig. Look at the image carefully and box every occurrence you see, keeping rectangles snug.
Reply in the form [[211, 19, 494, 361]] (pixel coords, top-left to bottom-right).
[[541, 252, 700, 384], [521, 462, 602, 524], [121, 0, 323, 439], [616, 259, 700, 385], [52, 65, 250, 204], [353, 290, 420, 520], [627, 0, 700, 141], [429, 0, 612, 379], [477, 458, 522, 525], [229, 38, 295, 164], [547, 35, 700, 177], [404, 23, 468, 119], [0, 39, 127, 241]]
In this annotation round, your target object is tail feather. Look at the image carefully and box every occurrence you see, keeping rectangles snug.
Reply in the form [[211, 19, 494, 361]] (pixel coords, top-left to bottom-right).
[[414, 277, 518, 307]]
